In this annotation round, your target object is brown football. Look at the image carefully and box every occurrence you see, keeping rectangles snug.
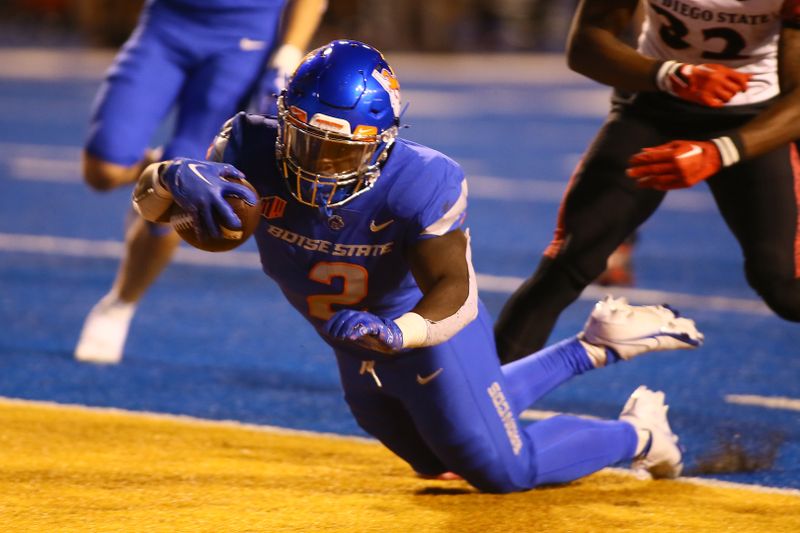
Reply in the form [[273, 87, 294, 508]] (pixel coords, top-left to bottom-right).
[[169, 178, 261, 252]]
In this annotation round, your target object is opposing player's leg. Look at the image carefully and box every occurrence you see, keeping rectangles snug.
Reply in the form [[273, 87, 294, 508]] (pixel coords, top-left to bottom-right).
[[494, 112, 669, 363], [708, 143, 800, 321]]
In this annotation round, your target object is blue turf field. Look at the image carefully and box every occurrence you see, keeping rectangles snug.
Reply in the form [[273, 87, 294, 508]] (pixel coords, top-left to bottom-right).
[[0, 49, 798, 489]]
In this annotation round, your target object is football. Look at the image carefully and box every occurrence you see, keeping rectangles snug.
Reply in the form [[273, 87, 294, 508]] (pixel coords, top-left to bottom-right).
[[169, 178, 261, 252]]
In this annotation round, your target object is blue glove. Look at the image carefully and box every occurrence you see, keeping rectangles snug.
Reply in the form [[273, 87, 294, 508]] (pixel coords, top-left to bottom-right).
[[161, 159, 257, 239], [323, 310, 405, 354]]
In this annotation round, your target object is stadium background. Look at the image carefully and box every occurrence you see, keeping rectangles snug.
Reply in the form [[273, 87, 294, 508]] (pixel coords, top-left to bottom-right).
[[1, 1, 799, 531]]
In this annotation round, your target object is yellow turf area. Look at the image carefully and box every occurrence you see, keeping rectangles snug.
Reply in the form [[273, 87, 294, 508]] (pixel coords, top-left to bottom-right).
[[1, 399, 798, 532]]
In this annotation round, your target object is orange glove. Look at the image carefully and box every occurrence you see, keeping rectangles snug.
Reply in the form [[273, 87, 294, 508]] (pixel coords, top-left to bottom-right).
[[627, 137, 742, 190], [656, 60, 751, 107]]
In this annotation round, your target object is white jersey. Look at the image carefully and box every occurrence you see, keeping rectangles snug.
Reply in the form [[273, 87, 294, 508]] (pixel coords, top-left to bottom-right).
[[638, 0, 798, 105]]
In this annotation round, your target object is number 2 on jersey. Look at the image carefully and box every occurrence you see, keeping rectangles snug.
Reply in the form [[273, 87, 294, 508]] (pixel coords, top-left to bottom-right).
[[307, 262, 368, 320]]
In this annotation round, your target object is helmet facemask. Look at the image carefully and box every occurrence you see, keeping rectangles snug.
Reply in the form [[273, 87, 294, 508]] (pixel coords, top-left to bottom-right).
[[277, 96, 398, 209]]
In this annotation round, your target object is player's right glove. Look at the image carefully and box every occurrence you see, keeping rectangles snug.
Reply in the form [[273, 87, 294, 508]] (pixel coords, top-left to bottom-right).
[[655, 60, 751, 107], [323, 310, 405, 354], [160, 159, 257, 238]]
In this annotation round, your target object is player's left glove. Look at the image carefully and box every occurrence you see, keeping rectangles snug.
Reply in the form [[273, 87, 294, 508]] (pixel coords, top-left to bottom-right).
[[626, 136, 743, 190], [323, 310, 405, 354], [247, 44, 304, 115]]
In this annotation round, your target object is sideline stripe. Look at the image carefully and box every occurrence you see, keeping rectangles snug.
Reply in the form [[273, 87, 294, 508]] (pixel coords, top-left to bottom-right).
[[3, 395, 798, 497], [725, 394, 800, 412], [0, 233, 261, 268], [0, 232, 771, 314]]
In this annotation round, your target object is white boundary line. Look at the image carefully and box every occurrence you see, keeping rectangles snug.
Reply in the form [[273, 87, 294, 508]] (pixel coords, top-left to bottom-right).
[[725, 394, 800, 412], [0, 232, 772, 314], [603, 467, 800, 497], [2, 396, 798, 497]]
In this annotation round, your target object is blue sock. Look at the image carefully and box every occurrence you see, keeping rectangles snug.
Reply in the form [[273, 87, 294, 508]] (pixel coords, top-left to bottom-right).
[[501, 337, 595, 412]]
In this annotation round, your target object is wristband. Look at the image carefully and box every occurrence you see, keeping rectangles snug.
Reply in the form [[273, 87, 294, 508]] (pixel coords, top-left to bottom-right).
[[710, 134, 744, 167], [393, 312, 428, 348], [655, 60, 683, 93]]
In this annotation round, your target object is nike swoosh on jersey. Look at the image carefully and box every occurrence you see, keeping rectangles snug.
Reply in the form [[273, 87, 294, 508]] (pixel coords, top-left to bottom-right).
[[369, 219, 395, 232], [416, 368, 443, 385], [188, 163, 214, 186], [676, 144, 703, 159], [239, 37, 267, 51]]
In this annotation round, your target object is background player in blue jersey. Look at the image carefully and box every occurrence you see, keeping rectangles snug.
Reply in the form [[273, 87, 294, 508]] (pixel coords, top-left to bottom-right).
[[495, 0, 800, 362], [75, 0, 327, 364], [130, 40, 704, 492]]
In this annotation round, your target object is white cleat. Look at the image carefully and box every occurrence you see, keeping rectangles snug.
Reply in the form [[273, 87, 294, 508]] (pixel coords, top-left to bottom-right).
[[619, 385, 683, 479], [580, 296, 704, 360], [74, 294, 136, 364]]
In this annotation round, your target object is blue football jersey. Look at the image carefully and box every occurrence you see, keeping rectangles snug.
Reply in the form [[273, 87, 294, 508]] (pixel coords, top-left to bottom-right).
[[208, 112, 468, 332]]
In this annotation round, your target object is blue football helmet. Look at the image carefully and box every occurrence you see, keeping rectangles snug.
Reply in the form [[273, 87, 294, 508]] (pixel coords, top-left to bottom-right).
[[276, 40, 401, 209]]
